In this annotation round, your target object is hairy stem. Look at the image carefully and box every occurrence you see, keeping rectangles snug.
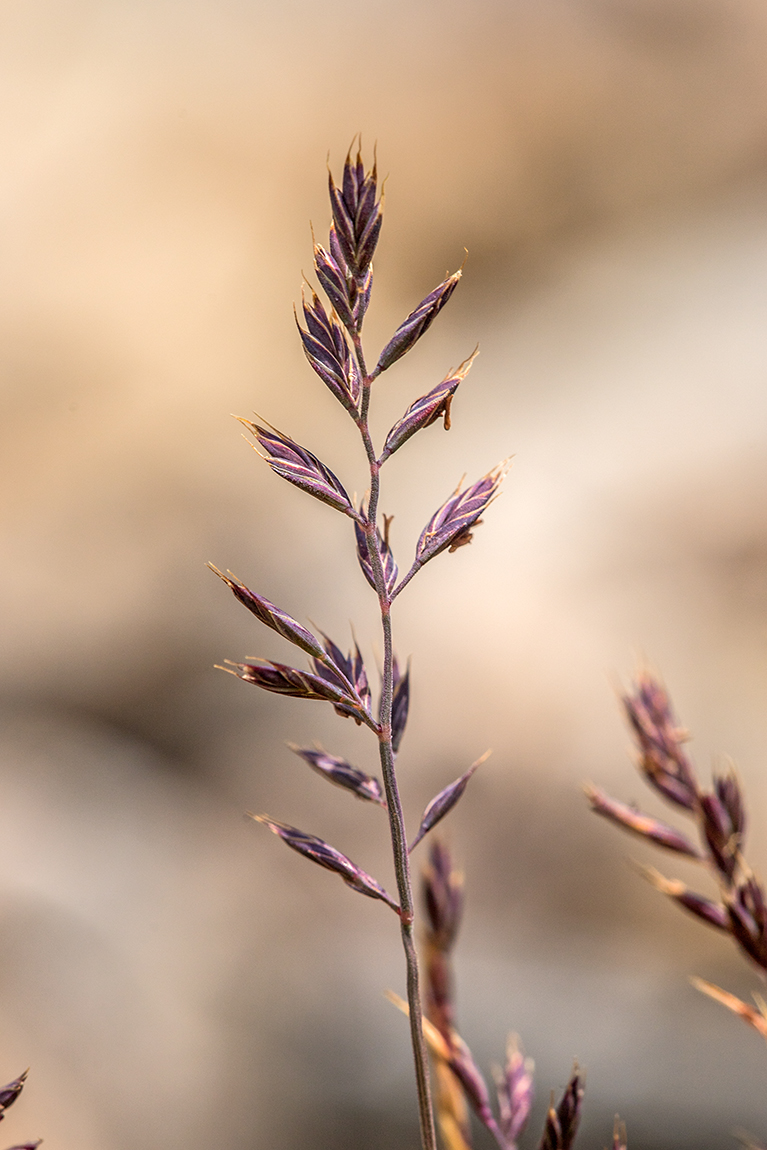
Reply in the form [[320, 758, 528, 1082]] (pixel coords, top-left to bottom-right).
[[392, 559, 423, 601], [352, 330, 437, 1150]]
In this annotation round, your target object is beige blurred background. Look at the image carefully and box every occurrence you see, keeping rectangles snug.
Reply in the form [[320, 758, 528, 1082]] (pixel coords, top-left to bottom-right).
[[2, 0, 767, 1146]]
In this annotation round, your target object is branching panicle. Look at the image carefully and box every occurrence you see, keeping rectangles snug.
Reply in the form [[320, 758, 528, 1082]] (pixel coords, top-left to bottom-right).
[[209, 143, 567, 1150], [202, 139, 767, 1150], [589, 670, 767, 1066]]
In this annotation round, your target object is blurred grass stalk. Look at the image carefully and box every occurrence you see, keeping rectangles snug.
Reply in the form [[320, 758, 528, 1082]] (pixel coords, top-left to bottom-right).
[[588, 671, 767, 1053]]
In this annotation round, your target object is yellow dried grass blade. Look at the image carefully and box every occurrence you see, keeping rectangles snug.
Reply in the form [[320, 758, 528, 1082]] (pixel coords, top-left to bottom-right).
[[384, 990, 452, 1060]]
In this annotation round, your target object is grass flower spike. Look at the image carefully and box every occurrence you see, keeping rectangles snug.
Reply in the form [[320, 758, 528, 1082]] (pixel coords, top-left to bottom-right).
[[212, 142, 509, 1150], [213, 143, 622, 1150]]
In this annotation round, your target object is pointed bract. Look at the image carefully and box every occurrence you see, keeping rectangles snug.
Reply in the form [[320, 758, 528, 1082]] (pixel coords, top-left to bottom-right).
[[538, 1101, 561, 1150], [355, 265, 373, 328], [316, 223, 374, 334], [207, 566, 326, 660], [555, 1070, 583, 1150], [289, 744, 386, 807], [241, 420, 356, 518], [539, 1072, 583, 1150], [584, 785, 703, 858], [225, 658, 347, 702], [622, 675, 698, 810], [329, 222, 347, 275], [390, 656, 410, 753], [410, 756, 486, 852], [737, 878, 767, 940], [251, 815, 399, 911], [328, 146, 383, 277], [700, 790, 740, 880], [381, 348, 478, 462], [221, 660, 375, 729], [726, 878, 767, 970], [449, 1036, 498, 1137], [715, 769, 746, 842], [642, 868, 729, 932], [313, 630, 352, 688], [313, 238, 356, 331], [422, 839, 464, 950], [416, 463, 507, 566], [351, 639, 372, 712], [495, 1037, 534, 1148], [0, 1073, 26, 1118], [295, 288, 361, 415], [355, 518, 398, 596], [327, 241, 371, 331], [675, 890, 730, 931], [311, 632, 372, 718], [376, 270, 462, 375]]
